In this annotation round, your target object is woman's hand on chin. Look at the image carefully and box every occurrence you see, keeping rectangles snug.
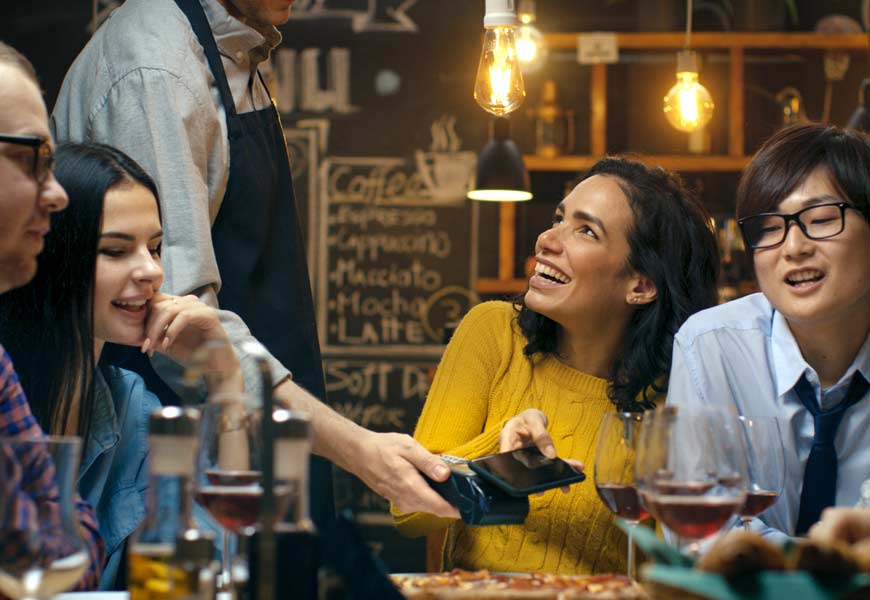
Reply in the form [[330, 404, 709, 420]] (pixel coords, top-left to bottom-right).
[[141, 292, 231, 361]]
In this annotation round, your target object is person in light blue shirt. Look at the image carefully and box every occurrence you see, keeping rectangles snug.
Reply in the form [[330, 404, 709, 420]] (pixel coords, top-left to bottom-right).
[[0, 142, 239, 588], [667, 123, 870, 545]]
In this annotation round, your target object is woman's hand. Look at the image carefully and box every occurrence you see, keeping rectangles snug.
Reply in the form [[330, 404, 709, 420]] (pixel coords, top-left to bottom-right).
[[141, 292, 231, 363], [499, 409, 585, 494], [499, 408, 557, 456]]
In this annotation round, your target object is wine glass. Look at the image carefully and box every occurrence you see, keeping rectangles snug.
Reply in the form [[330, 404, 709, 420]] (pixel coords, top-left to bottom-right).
[[184, 337, 249, 594], [0, 436, 89, 600], [736, 416, 785, 530], [196, 396, 258, 594], [594, 412, 647, 579], [635, 407, 748, 556]]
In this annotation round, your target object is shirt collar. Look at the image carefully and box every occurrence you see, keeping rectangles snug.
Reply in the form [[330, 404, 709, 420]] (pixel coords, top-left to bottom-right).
[[770, 308, 811, 398], [200, 0, 282, 67], [771, 308, 870, 398]]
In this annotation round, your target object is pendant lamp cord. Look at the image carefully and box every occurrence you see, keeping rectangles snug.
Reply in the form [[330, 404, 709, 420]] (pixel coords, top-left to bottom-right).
[[685, 0, 693, 50]]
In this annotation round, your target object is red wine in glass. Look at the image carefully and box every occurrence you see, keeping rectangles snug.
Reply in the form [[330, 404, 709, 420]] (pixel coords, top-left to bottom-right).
[[206, 469, 261, 486], [196, 484, 292, 533], [595, 484, 649, 522], [654, 480, 716, 496], [645, 495, 743, 539], [739, 490, 778, 518]]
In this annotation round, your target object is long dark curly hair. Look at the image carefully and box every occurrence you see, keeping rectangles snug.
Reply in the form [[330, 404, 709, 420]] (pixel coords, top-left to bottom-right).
[[516, 157, 720, 412]]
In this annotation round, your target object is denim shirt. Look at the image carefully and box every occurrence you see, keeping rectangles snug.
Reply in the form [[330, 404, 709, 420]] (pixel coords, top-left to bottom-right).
[[78, 363, 160, 590]]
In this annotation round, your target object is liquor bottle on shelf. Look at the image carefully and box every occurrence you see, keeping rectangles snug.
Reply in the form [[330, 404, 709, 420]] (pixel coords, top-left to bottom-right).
[[246, 410, 319, 600], [128, 407, 217, 600]]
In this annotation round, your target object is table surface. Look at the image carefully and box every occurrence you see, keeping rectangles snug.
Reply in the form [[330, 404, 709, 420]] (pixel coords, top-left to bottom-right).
[[53, 594, 128, 599]]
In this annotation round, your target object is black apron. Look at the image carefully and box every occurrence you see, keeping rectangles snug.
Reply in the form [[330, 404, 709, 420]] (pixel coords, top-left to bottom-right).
[[106, 0, 333, 528]]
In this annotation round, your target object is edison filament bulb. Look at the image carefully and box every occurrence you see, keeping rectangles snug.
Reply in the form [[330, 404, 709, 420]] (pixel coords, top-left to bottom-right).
[[663, 50, 714, 132]]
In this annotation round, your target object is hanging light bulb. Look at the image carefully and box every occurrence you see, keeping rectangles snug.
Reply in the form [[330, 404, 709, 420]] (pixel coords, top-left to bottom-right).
[[474, 0, 525, 117], [663, 49, 715, 132], [516, 0, 547, 73]]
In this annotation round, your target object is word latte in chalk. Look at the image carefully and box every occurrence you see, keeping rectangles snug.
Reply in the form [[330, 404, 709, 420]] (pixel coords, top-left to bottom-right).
[[331, 314, 426, 344]]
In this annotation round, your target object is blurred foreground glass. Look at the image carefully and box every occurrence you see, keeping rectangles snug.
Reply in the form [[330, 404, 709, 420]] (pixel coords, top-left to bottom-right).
[[127, 407, 216, 600], [736, 416, 785, 530], [635, 407, 748, 555], [183, 337, 247, 594], [0, 436, 89, 600], [594, 412, 647, 580]]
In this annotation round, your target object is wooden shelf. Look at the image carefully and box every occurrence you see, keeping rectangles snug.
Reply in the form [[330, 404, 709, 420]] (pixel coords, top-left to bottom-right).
[[524, 154, 751, 172], [476, 31, 866, 294], [545, 32, 870, 51]]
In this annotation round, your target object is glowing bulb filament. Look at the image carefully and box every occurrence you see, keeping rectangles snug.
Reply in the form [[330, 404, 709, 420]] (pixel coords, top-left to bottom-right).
[[475, 26, 525, 116], [677, 73, 701, 126], [663, 54, 714, 133]]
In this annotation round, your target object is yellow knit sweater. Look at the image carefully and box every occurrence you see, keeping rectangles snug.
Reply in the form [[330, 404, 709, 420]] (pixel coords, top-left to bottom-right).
[[392, 301, 630, 575]]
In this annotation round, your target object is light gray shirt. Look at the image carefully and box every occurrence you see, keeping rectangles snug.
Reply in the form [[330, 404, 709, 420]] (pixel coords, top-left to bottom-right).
[[51, 0, 291, 397], [666, 292, 870, 544]]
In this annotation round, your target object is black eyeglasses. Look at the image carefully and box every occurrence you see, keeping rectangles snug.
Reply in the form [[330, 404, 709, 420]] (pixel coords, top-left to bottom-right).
[[0, 134, 56, 184], [738, 202, 858, 250]]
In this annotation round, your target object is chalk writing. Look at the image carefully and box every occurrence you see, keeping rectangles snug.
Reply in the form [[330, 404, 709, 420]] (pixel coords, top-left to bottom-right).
[[289, 0, 421, 33], [272, 48, 359, 114]]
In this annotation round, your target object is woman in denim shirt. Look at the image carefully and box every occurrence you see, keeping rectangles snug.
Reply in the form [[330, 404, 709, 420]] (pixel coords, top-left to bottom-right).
[[0, 142, 240, 588]]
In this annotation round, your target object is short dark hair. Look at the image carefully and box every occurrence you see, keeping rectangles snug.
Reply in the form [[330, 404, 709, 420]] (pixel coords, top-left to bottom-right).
[[0, 41, 39, 86], [737, 123, 870, 222], [0, 142, 160, 446], [516, 157, 720, 412]]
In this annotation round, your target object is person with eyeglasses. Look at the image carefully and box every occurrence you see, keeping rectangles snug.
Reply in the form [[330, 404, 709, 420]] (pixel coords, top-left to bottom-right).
[[0, 41, 105, 591], [666, 123, 870, 544]]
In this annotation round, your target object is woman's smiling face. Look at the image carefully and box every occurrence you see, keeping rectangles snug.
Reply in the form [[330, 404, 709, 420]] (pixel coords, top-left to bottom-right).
[[525, 174, 638, 330], [92, 182, 163, 347]]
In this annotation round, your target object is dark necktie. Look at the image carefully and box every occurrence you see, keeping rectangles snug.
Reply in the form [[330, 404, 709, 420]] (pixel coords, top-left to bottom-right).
[[793, 371, 869, 535]]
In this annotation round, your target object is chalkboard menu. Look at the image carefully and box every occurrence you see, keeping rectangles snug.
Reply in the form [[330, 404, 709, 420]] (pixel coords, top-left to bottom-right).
[[317, 154, 479, 355]]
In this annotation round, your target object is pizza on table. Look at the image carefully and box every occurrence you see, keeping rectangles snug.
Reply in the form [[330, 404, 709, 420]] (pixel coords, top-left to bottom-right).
[[390, 569, 648, 599]]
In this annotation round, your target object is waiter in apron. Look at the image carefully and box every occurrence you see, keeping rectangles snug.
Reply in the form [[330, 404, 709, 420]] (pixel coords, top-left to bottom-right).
[[54, 0, 462, 549], [94, 0, 334, 528]]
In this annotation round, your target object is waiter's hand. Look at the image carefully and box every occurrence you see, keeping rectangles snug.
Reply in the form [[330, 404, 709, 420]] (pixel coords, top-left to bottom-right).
[[499, 409, 584, 494], [355, 430, 460, 519]]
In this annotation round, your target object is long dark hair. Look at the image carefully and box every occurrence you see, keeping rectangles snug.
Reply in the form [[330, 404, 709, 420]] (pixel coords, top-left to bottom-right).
[[0, 142, 160, 444], [516, 157, 720, 412]]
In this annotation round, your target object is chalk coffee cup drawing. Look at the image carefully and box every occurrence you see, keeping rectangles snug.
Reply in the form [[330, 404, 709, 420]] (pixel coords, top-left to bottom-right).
[[415, 150, 476, 202]]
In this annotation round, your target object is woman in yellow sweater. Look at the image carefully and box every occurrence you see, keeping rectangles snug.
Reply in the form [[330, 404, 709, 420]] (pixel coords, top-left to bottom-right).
[[392, 157, 720, 575]]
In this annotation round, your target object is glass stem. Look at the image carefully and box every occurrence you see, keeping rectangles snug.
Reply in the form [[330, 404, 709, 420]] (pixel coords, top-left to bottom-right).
[[219, 530, 232, 591], [627, 523, 636, 580], [742, 517, 752, 531]]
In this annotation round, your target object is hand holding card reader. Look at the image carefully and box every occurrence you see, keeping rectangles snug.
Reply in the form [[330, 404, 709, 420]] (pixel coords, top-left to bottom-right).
[[425, 448, 585, 526]]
